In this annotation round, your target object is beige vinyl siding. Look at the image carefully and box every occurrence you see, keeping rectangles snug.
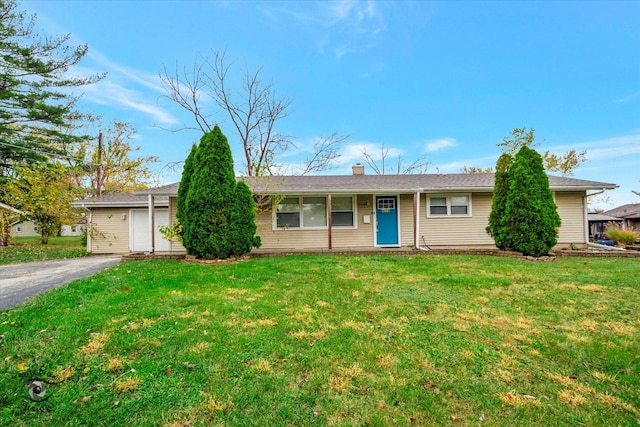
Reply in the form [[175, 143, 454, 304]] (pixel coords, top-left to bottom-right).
[[11, 220, 40, 237], [168, 197, 186, 253], [89, 208, 130, 254], [420, 193, 494, 248], [332, 195, 374, 248], [257, 207, 328, 249], [555, 191, 587, 245], [399, 194, 415, 247], [257, 195, 375, 250]]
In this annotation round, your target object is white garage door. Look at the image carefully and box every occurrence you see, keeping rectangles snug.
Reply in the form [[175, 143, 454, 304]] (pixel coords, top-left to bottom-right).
[[130, 209, 171, 252]]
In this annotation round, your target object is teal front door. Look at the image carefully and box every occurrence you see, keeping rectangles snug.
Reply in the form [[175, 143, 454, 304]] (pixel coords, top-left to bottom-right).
[[376, 196, 399, 246]]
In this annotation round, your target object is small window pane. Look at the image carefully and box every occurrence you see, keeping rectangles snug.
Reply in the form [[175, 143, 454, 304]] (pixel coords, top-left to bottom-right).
[[451, 196, 468, 215], [277, 212, 300, 228], [451, 205, 468, 215], [451, 196, 468, 206], [377, 198, 396, 210], [332, 196, 352, 211], [430, 206, 447, 215], [430, 197, 446, 207], [303, 197, 327, 227], [277, 197, 300, 213], [332, 212, 354, 227]]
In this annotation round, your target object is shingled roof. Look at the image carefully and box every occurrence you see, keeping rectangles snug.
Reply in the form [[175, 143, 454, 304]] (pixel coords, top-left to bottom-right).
[[603, 203, 640, 220], [140, 173, 617, 196]]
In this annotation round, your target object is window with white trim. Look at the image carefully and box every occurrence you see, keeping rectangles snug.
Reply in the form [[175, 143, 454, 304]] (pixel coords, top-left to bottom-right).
[[331, 196, 355, 227], [16, 226, 22, 233], [302, 197, 327, 227], [276, 196, 328, 228], [427, 195, 471, 217]]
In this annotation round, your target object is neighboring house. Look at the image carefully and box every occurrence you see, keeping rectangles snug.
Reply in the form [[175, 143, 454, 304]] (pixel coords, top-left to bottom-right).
[[602, 203, 640, 231], [10, 219, 40, 237], [61, 218, 88, 237], [72, 193, 169, 254], [10, 218, 87, 237], [75, 166, 617, 254], [587, 213, 622, 240]]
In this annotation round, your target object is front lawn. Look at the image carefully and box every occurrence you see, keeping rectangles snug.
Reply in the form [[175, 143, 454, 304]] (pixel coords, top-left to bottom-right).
[[0, 255, 638, 425], [0, 236, 87, 265]]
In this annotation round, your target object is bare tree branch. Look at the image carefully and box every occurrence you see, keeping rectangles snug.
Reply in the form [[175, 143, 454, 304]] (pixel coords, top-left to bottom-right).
[[299, 132, 350, 176], [359, 144, 430, 175], [161, 49, 349, 179]]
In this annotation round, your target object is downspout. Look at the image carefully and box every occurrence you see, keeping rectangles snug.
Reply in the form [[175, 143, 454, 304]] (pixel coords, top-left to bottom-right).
[[413, 191, 419, 249], [327, 194, 332, 250], [148, 194, 155, 254], [415, 191, 430, 251]]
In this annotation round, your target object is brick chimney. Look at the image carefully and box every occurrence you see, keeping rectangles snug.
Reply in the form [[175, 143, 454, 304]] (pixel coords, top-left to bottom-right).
[[352, 163, 365, 175]]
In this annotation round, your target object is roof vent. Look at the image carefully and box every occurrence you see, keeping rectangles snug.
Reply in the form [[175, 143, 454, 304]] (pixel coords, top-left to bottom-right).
[[352, 163, 365, 175]]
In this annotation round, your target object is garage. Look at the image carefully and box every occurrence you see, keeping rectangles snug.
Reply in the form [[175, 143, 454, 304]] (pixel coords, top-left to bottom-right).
[[130, 209, 171, 252]]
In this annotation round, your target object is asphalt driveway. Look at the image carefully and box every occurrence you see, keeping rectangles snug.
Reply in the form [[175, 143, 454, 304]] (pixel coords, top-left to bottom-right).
[[0, 255, 121, 310]]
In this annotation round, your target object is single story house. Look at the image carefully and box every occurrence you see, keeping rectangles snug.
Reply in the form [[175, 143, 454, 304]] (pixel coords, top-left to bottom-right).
[[10, 219, 40, 237], [602, 203, 640, 232], [587, 213, 623, 241], [10, 218, 87, 237], [74, 166, 617, 254]]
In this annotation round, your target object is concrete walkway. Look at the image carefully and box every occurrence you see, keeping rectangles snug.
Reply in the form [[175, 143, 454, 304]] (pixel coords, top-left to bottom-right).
[[0, 255, 121, 310]]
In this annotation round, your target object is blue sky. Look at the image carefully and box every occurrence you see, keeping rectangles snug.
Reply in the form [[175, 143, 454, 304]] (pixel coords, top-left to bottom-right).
[[24, 0, 640, 208]]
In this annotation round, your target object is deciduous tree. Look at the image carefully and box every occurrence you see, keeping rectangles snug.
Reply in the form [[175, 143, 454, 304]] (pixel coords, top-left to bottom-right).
[[5, 163, 81, 244], [160, 49, 346, 177], [360, 144, 430, 175], [462, 127, 588, 176], [498, 127, 587, 177], [61, 120, 159, 196]]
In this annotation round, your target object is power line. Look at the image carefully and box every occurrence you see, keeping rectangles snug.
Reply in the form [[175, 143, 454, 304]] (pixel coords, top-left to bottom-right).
[[0, 140, 100, 166]]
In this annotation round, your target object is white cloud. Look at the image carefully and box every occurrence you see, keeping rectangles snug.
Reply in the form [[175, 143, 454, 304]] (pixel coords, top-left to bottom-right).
[[83, 81, 177, 126], [271, 1, 387, 58], [616, 90, 640, 104], [87, 50, 166, 93], [424, 138, 458, 153]]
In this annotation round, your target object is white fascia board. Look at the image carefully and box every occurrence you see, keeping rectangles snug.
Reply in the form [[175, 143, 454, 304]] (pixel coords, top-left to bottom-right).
[[72, 201, 169, 208]]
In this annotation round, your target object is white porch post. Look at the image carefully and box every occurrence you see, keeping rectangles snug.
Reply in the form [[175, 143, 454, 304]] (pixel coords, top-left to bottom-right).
[[583, 193, 589, 244], [148, 194, 155, 254], [415, 191, 421, 248]]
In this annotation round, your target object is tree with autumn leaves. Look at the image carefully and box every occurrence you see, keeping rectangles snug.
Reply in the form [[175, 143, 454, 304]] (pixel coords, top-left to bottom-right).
[[0, 1, 158, 244]]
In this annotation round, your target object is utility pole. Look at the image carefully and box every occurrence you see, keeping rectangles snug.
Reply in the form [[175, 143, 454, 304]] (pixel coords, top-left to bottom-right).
[[96, 132, 103, 197]]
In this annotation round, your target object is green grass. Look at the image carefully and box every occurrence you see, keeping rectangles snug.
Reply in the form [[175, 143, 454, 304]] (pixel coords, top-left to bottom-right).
[[0, 236, 87, 265], [1, 255, 638, 426]]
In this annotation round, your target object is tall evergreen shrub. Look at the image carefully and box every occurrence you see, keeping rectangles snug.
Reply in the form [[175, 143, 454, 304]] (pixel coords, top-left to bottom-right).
[[180, 126, 260, 259], [502, 146, 561, 256], [486, 153, 513, 250], [229, 181, 261, 255], [176, 143, 197, 251]]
